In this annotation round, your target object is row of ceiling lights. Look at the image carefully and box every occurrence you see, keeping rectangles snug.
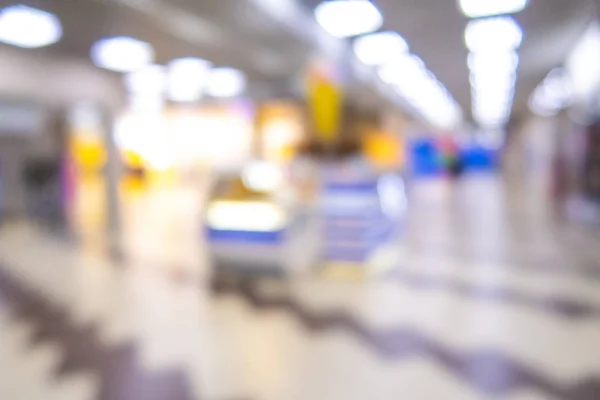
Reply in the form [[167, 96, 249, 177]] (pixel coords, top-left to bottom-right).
[[0, 1, 531, 124], [461, 0, 528, 128], [0, 4, 247, 102], [314, 0, 462, 130]]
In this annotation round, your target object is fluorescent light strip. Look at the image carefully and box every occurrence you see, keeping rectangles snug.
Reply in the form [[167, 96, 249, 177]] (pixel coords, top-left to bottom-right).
[[465, 17, 523, 53], [466, 18, 523, 127], [529, 68, 573, 117], [357, 27, 462, 129], [353, 31, 409, 66], [379, 53, 462, 129], [470, 63, 516, 126], [459, 0, 528, 18], [315, 0, 383, 38]]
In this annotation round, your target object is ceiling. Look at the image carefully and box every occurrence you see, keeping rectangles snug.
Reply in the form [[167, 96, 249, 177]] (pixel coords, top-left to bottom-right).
[[7, 0, 314, 98], [300, 0, 597, 122], [1, 0, 598, 125]]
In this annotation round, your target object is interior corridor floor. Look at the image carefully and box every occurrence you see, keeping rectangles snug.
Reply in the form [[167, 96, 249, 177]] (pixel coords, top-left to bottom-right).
[[1, 174, 600, 400]]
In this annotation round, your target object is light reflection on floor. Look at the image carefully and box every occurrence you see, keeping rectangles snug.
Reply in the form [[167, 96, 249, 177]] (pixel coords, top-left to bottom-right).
[[0, 174, 599, 400]]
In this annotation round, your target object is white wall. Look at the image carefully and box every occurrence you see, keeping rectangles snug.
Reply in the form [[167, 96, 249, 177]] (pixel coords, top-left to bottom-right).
[[0, 46, 124, 111]]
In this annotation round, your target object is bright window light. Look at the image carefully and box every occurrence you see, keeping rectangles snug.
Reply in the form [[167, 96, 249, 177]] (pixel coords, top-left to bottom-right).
[[242, 162, 283, 192], [124, 64, 166, 94], [206, 201, 286, 232], [206, 67, 246, 97], [465, 17, 523, 53], [353, 31, 408, 66], [167, 57, 212, 102], [315, 0, 383, 38], [91, 36, 154, 73], [459, 0, 528, 18], [0, 5, 62, 48]]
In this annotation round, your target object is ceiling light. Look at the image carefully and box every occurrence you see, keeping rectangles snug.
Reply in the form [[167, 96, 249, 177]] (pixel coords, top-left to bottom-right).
[[206, 67, 246, 97], [378, 54, 426, 84], [470, 73, 515, 93], [468, 51, 519, 74], [383, 58, 461, 128], [315, 0, 383, 38], [0, 5, 62, 48], [124, 64, 167, 94], [91, 36, 154, 73], [529, 68, 573, 117], [459, 0, 528, 18], [353, 31, 408, 66], [465, 17, 523, 53], [167, 57, 212, 102]]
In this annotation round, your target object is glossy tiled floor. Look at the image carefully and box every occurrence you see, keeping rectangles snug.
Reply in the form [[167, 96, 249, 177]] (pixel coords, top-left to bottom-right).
[[1, 174, 599, 400]]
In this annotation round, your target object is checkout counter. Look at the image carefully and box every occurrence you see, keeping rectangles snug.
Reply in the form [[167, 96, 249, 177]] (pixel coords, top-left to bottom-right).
[[204, 159, 407, 277]]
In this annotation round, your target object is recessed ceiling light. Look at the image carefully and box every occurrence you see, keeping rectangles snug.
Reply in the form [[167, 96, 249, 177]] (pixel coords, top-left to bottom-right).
[[315, 0, 383, 38], [0, 5, 62, 48], [206, 67, 246, 98], [459, 0, 528, 18], [354, 31, 409, 66], [167, 57, 212, 102], [91, 36, 154, 73], [465, 16, 523, 53]]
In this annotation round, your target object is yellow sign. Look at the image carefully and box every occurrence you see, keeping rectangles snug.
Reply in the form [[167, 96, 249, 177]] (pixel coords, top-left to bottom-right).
[[307, 59, 342, 144]]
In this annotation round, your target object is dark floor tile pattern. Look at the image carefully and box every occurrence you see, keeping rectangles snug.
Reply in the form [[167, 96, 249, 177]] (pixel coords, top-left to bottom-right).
[[388, 269, 600, 319], [0, 266, 194, 400], [404, 244, 600, 281], [212, 275, 600, 400]]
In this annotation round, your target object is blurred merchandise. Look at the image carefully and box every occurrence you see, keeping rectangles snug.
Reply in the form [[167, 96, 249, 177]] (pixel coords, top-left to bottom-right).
[[321, 167, 406, 268], [409, 137, 444, 177], [363, 129, 404, 171], [254, 101, 305, 163], [204, 163, 320, 276]]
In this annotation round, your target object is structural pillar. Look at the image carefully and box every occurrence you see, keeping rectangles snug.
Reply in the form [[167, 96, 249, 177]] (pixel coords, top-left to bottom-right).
[[102, 108, 122, 259]]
